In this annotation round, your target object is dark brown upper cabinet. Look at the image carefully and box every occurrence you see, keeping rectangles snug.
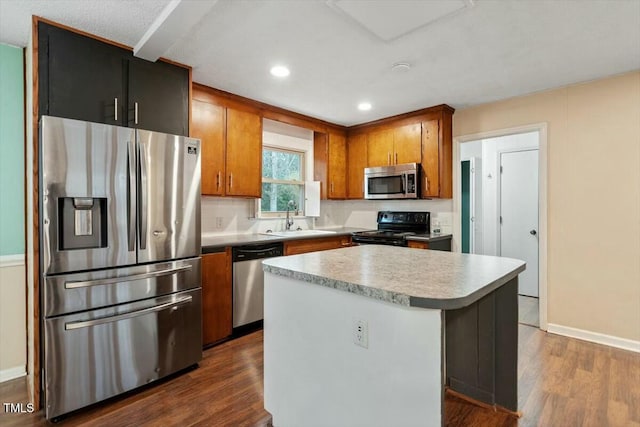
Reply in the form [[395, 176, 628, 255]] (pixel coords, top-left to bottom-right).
[[38, 21, 189, 136]]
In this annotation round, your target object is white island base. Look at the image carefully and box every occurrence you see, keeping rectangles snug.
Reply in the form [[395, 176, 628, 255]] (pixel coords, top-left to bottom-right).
[[264, 274, 444, 427]]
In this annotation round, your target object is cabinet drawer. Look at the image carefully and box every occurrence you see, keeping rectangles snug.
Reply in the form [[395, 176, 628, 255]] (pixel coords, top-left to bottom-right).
[[284, 236, 352, 256]]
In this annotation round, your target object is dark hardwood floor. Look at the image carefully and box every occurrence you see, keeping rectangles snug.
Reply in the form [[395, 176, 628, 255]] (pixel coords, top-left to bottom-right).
[[1, 325, 639, 426]]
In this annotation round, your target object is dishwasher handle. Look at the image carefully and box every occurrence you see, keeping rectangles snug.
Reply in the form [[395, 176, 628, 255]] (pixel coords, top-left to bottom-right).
[[233, 243, 283, 261]]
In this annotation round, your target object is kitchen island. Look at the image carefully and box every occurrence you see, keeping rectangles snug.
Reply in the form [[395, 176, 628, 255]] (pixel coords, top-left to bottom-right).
[[262, 245, 525, 427]]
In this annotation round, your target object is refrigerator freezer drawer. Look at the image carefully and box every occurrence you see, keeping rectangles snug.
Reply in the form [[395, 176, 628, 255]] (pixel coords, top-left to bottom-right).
[[44, 257, 201, 317], [44, 288, 202, 420]]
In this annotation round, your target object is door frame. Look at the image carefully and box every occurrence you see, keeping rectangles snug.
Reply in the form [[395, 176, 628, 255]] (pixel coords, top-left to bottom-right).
[[453, 123, 548, 330]]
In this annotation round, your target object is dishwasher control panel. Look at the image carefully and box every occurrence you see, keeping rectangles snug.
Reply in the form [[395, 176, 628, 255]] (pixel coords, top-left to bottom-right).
[[232, 243, 284, 262]]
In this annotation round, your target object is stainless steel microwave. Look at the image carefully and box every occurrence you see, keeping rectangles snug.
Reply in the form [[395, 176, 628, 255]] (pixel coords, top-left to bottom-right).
[[364, 163, 419, 199]]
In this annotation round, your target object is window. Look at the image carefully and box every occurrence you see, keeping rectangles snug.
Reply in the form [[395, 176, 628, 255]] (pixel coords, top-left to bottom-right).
[[260, 147, 305, 216]]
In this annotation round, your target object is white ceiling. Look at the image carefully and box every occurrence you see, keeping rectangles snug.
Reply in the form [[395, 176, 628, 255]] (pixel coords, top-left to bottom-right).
[[1, 0, 639, 126]]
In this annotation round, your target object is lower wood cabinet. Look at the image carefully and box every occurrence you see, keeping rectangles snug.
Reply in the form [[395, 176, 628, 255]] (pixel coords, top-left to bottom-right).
[[284, 235, 352, 256], [407, 239, 452, 251], [202, 249, 232, 347], [407, 241, 430, 249]]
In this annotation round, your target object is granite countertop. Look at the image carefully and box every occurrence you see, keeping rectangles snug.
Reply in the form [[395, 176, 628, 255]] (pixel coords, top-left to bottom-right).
[[262, 245, 525, 310], [202, 227, 369, 252]]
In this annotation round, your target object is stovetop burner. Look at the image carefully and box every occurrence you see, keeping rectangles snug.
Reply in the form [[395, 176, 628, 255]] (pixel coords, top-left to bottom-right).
[[352, 211, 430, 246]]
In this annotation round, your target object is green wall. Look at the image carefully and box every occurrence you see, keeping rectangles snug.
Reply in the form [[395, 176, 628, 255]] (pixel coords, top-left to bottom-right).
[[0, 44, 25, 256]]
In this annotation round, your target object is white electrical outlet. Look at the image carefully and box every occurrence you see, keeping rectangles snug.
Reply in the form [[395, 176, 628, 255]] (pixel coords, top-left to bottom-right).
[[353, 319, 368, 349], [215, 217, 223, 229]]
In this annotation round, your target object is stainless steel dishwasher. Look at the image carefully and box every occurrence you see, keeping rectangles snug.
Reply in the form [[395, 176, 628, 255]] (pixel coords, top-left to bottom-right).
[[232, 242, 284, 330]]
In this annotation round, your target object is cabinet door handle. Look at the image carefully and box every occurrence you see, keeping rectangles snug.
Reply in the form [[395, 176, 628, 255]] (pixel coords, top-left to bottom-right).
[[331, 182, 334, 194], [388, 152, 391, 165], [134, 102, 139, 125], [114, 98, 118, 121], [229, 173, 233, 189], [395, 152, 398, 164], [425, 176, 429, 193], [216, 171, 221, 189]]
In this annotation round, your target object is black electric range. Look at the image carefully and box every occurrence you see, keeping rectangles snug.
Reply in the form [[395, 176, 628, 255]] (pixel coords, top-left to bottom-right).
[[352, 211, 430, 246]]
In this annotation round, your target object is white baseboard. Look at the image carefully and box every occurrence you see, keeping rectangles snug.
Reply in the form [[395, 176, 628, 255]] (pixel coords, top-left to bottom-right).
[[547, 323, 640, 353], [0, 254, 25, 268], [0, 366, 26, 383]]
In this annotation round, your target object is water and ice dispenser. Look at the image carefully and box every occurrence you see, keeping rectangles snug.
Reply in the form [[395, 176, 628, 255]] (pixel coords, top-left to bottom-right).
[[58, 197, 107, 250]]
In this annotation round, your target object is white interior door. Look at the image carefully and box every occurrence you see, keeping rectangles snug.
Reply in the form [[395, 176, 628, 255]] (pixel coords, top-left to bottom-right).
[[500, 149, 539, 297]]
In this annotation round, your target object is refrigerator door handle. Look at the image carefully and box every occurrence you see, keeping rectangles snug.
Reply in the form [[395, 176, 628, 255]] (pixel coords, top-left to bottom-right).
[[64, 295, 193, 330], [127, 140, 136, 252], [64, 264, 193, 289], [138, 142, 148, 249]]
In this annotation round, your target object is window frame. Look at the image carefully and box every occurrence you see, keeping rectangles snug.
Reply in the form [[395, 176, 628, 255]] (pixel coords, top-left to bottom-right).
[[258, 145, 306, 218]]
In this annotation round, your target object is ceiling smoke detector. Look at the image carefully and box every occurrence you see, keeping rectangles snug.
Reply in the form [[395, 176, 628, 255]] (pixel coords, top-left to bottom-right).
[[391, 62, 411, 73]]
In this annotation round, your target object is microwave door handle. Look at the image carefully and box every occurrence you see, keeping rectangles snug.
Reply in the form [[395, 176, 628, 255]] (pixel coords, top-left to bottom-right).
[[401, 173, 406, 194]]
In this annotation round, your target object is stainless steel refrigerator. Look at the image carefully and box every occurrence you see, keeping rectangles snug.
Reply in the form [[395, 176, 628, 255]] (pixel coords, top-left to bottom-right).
[[39, 116, 202, 420]]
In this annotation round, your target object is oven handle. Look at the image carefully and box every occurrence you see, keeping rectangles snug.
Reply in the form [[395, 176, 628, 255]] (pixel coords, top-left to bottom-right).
[[64, 264, 192, 289], [65, 295, 193, 330], [352, 237, 406, 246]]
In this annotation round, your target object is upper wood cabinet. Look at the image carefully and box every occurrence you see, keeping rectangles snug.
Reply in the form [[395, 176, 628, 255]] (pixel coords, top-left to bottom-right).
[[226, 108, 262, 197], [38, 21, 189, 136], [191, 84, 262, 198], [127, 58, 190, 136], [348, 105, 454, 199], [347, 133, 367, 199], [314, 131, 347, 199], [192, 100, 225, 195], [202, 249, 232, 347], [328, 133, 347, 199], [366, 124, 421, 167], [421, 110, 453, 198]]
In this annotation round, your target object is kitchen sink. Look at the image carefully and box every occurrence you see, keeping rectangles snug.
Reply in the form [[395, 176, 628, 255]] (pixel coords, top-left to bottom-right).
[[262, 230, 337, 237]]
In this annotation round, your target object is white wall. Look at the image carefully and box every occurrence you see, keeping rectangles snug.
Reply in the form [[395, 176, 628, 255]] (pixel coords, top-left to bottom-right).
[[0, 257, 26, 382], [454, 71, 640, 345], [202, 198, 454, 236]]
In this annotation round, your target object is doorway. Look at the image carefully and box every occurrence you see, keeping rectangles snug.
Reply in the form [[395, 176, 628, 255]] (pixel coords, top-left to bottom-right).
[[455, 125, 547, 330]]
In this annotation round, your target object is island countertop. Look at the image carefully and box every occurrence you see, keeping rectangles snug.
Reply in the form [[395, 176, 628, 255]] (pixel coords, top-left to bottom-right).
[[262, 245, 526, 310]]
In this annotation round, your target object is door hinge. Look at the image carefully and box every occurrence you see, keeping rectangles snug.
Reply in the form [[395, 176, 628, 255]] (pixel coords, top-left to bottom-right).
[[500, 165, 503, 174], [500, 216, 503, 225]]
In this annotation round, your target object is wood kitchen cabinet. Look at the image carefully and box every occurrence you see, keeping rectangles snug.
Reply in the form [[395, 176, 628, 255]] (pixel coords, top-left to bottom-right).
[[192, 100, 226, 195], [127, 58, 189, 136], [366, 124, 421, 167], [421, 109, 453, 198], [284, 235, 352, 256], [347, 133, 367, 199], [226, 108, 262, 197], [314, 131, 347, 199], [202, 248, 233, 347], [407, 238, 452, 251], [38, 21, 190, 136], [191, 84, 262, 198], [350, 104, 454, 199]]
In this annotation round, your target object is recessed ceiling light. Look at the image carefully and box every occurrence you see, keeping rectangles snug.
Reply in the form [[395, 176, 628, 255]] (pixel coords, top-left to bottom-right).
[[358, 102, 372, 111], [270, 65, 290, 78]]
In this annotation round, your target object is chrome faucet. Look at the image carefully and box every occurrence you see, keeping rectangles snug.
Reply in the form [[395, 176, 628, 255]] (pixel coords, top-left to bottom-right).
[[285, 200, 298, 231]]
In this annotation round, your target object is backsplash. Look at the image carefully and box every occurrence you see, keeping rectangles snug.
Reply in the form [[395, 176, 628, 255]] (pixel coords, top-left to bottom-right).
[[201, 196, 454, 237]]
